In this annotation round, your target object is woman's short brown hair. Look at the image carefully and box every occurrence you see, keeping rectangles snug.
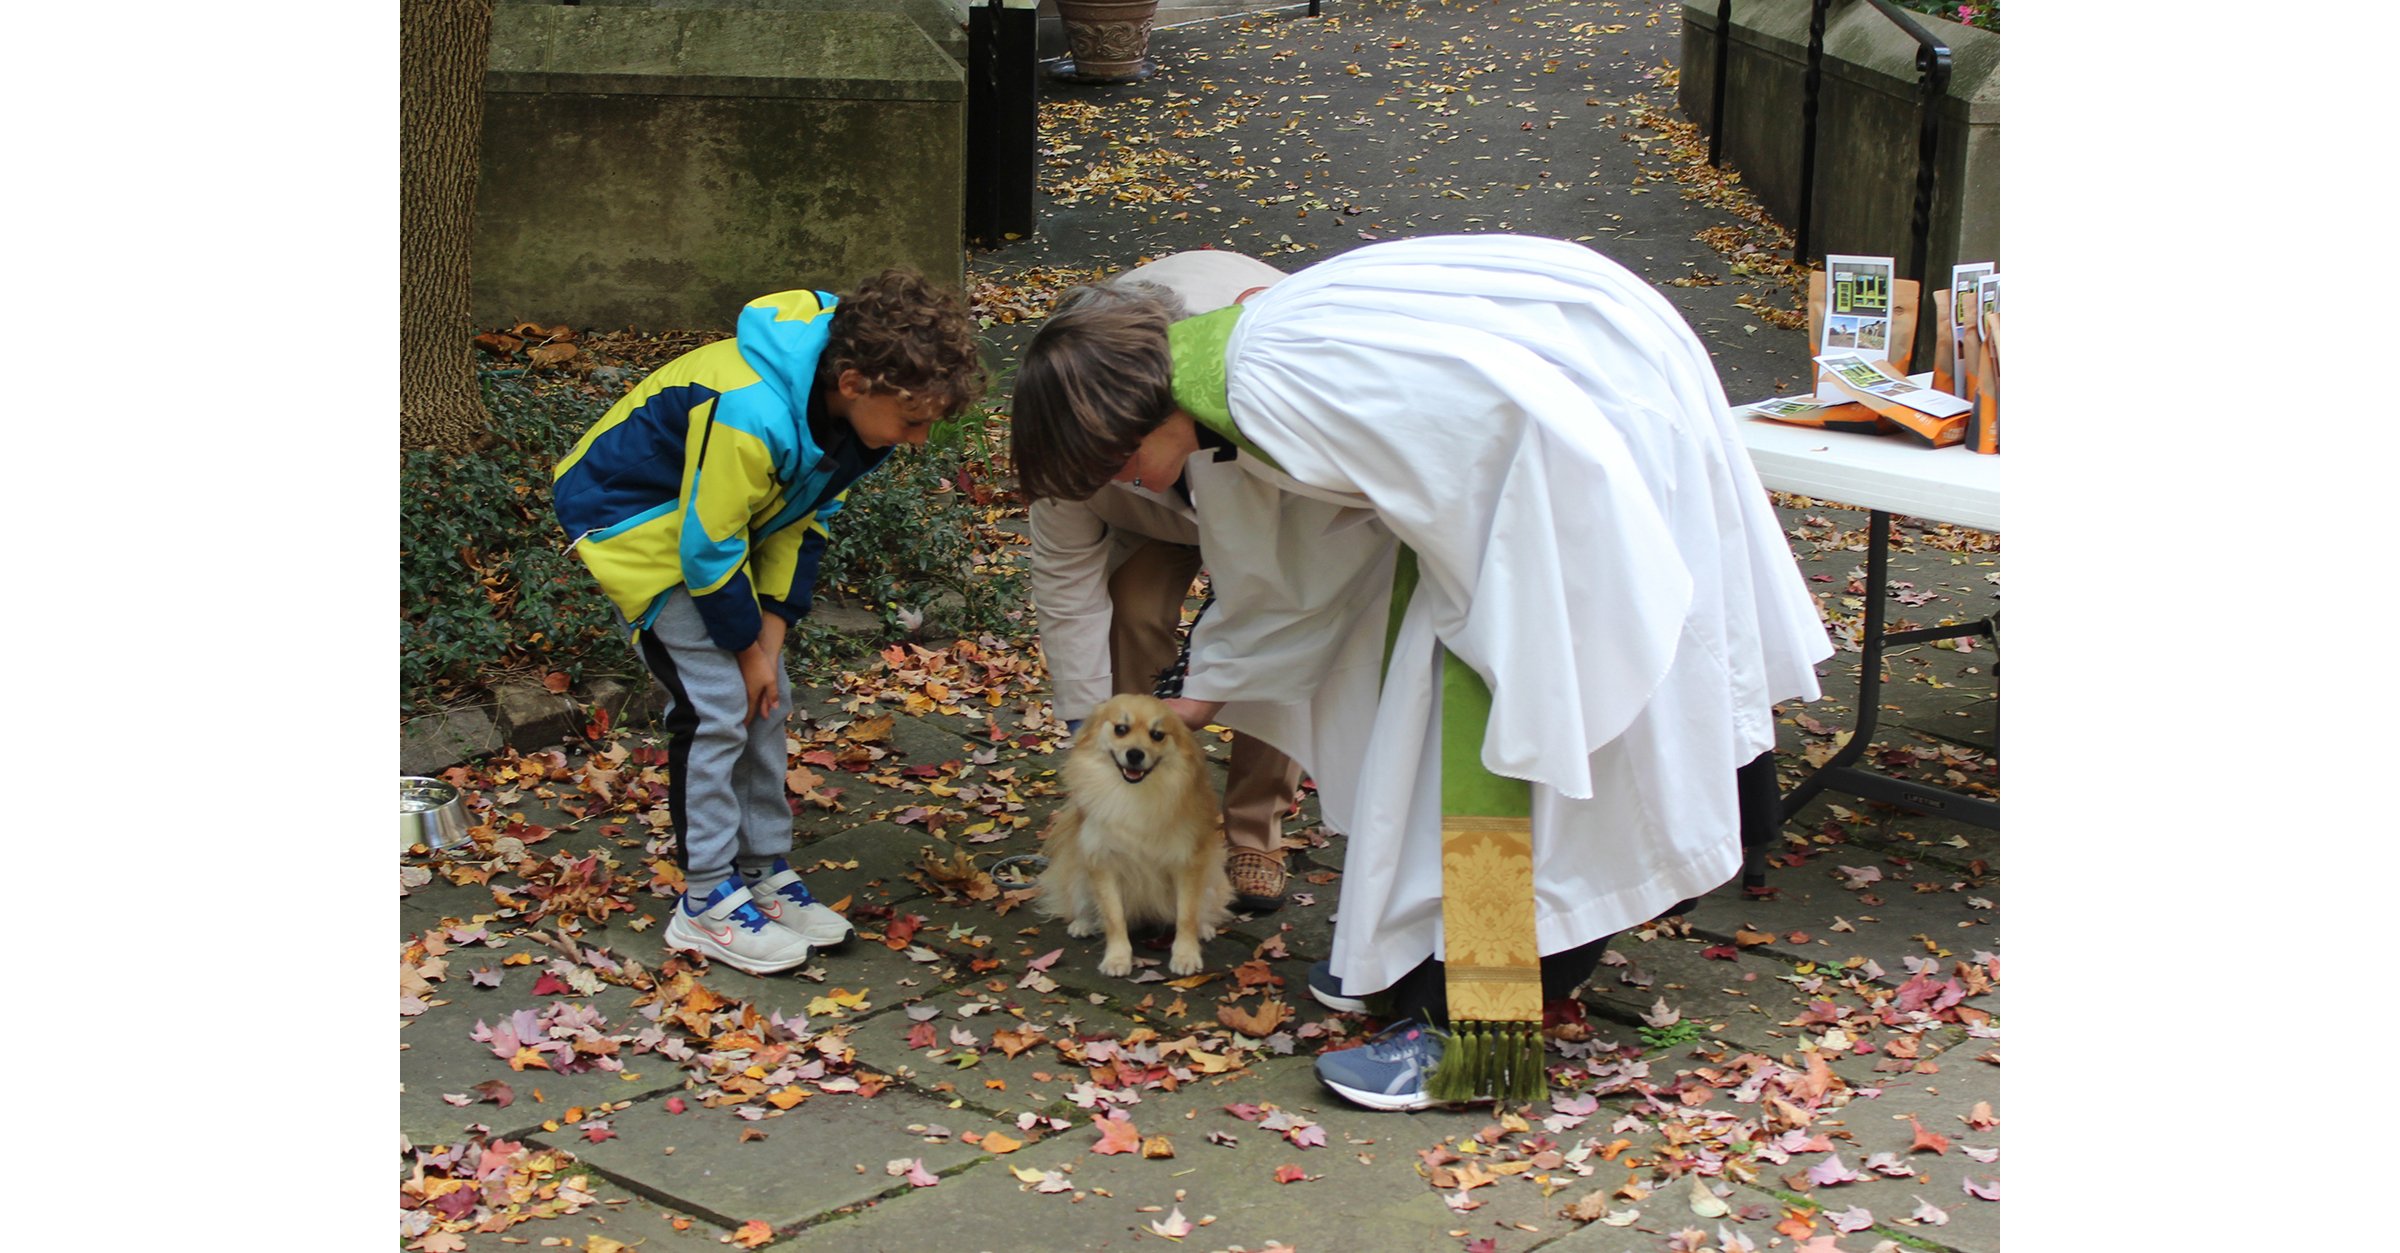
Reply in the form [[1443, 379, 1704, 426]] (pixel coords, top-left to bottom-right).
[[1009, 284, 1179, 501], [821, 268, 989, 418]]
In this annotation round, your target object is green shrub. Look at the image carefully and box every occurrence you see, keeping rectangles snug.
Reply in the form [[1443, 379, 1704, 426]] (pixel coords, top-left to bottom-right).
[[400, 369, 1025, 714], [1888, 1, 1998, 33], [804, 412, 1027, 666], [401, 373, 641, 712]]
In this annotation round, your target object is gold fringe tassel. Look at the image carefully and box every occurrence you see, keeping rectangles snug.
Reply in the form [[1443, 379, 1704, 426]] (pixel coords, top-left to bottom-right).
[[1424, 1020, 1548, 1105]]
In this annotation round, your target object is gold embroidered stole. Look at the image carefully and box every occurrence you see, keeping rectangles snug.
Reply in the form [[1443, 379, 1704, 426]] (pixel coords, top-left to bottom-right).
[[1388, 550, 1546, 1103], [1170, 312, 1546, 1101]]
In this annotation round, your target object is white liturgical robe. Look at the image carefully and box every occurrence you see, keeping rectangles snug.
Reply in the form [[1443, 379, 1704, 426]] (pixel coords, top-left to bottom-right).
[[1171, 235, 1832, 995]]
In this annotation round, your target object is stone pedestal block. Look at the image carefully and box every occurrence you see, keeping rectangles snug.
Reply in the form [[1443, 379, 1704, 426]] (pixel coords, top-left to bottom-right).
[[476, 5, 966, 332], [504, 0, 972, 66]]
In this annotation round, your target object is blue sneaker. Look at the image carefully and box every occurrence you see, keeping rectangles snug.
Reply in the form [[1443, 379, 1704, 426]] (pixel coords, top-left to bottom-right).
[[1315, 1018, 1451, 1111], [1307, 960, 1372, 1013], [664, 877, 814, 976], [748, 857, 854, 947]]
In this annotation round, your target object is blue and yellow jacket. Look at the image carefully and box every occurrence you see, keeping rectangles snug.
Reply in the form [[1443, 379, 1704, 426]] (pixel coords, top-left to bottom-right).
[[551, 290, 887, 652]]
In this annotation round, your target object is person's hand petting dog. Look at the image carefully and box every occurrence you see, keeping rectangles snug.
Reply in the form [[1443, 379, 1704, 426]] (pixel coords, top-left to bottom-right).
[[1162, 696, 1222, 731]]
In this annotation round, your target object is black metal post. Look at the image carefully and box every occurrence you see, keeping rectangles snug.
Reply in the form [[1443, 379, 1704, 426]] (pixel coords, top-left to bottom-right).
[[1708, 0, 1732, 167], [1794, 0, 1828, 267], [965, 0, 1040, 247]]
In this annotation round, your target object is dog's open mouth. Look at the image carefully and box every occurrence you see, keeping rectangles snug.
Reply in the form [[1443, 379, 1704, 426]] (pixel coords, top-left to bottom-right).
[[1116, 760, 1153, 784]]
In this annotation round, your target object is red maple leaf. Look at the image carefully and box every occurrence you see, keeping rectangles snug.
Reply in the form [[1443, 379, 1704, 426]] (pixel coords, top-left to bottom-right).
[[1091, 1111, 1142, 1155], [428, 1183, 481, 1221]]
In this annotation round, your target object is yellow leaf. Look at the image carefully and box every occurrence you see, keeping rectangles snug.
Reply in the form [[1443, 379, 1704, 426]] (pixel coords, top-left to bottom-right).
[[1183, 1049, 1235, 1075], [766, 1087, 806, 1110], [982, 1130, 1024, 1154], [1215, 997, 1291, 1036]]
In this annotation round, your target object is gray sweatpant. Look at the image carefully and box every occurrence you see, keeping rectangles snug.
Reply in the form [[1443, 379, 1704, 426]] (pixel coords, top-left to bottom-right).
[[635, 589, 794, 900]]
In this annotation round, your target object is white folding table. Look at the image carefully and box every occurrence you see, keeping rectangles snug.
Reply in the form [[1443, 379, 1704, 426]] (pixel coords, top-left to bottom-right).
[[1735, 417, 2001, 888]]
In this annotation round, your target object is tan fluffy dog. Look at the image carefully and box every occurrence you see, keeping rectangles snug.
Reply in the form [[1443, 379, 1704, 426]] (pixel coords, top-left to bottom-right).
[[1037, 694, 1232, 977]]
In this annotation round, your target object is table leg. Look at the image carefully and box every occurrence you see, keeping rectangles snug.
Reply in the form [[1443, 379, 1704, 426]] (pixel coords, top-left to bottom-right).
[[1745, 509, 1998, 890]]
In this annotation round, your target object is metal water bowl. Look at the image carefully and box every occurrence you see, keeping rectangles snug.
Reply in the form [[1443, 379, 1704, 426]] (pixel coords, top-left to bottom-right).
[[401, 777, 469, 853]]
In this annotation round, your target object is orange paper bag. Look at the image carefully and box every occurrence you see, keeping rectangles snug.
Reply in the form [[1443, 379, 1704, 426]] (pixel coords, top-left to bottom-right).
[[1965, 311, 2000, 454]]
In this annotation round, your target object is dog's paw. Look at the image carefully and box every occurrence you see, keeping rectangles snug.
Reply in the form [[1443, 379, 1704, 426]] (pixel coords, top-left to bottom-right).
[[1168, 943, 1203, 976], [1099, 947, 1135, 978], [1066, 917, 1098, 939]]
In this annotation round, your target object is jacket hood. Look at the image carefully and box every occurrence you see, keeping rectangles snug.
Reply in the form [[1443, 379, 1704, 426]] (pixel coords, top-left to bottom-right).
[[733, 290, 840, 412]]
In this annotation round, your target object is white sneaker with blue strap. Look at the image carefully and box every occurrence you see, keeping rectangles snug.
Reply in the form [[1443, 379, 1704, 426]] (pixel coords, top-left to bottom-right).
[[747, 857, 855, 947], [664, 877, 814, 976]]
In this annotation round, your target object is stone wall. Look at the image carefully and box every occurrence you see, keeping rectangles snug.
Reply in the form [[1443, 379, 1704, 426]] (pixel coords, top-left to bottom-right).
[[475, 5, 965, 332], [1678, 1, 1998, 351], [502, 0, 971, 66]]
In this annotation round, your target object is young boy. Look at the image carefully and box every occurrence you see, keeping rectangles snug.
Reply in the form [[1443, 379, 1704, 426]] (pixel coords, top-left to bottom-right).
[[553, 270, 987, 975]]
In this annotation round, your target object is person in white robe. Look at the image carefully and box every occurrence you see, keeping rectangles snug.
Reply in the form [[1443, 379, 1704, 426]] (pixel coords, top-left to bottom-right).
[[1010, 234, 1830, 1029]]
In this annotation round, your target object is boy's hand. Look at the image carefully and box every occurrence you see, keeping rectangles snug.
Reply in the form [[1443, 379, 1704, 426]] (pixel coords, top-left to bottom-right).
[[738, 618, 788, 724]]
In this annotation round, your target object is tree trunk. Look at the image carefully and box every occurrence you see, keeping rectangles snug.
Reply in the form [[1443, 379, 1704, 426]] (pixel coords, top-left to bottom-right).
[[400, 0, 495, 454]]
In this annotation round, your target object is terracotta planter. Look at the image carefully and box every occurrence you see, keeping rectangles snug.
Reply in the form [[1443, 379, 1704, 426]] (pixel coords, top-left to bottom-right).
[[1054, 0, 1159, 84]]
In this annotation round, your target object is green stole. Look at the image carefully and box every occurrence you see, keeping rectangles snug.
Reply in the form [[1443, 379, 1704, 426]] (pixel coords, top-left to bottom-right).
[[1168, 306, 1546, 1104]]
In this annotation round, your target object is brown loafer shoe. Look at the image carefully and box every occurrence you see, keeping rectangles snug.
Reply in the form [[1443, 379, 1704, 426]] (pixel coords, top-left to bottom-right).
[[1227, 848, 1288, 913]]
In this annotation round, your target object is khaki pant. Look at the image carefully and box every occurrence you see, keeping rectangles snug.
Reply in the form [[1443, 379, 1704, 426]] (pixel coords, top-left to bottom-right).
[[1106, 537, 1305, 856]]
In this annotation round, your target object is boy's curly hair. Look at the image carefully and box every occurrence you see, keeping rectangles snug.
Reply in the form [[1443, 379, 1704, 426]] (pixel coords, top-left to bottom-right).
[[819, 268, 989, 417]]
